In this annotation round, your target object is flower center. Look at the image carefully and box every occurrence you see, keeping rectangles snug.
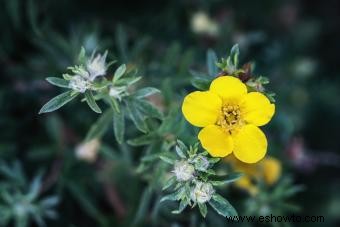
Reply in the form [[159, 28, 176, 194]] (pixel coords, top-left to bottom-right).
[[216, 104, 244, 133]]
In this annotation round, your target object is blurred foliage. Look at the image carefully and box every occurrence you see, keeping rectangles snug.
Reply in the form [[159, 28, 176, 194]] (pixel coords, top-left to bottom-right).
[[1, 0, 340, 226]]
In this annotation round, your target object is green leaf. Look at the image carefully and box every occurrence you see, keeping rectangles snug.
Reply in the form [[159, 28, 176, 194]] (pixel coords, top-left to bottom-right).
[[162, 176, 176, 191], [114, 76, 142, 86], [198, 203, 208, 217], [175, 145, 186, 159], [113, 108, 125, 144], [113, 64, 126, 83], [266, 92, 276, 103], [207, 49, 218, 77], [172, 200, 188, 214], [85, 91, 102, 113], [159, 152, 176, 164], [62, 73, 73, 80], [209, 157, 221, 164], [191, 76, 212, 91], [134, 187, 153, 225], [211, 173, 243, 186], [40, 196, 59, 208], [127, 133, 157, 146], [209, 194, 238, 218], [177, 140, 188, 152], [135, 99, 163, 120], [205, 169, 216, 175], [78, 46, 86, 64], [230, 44, 240, 68], [27, 172, 43, 202], [107, 97, 120, 113], [39, 91, 79, 114], [46, 77, 69, 88], [134, 87, 160, 98], [85, 109, 112, 141], [141, 153, 159, 162], [160, 191, 179, 203], [125, 100, 148, 133]]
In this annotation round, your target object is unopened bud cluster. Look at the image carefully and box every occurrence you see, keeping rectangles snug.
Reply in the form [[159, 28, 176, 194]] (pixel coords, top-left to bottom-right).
[[173, 160, 195, 182], [191, 181, 214, 203], [67, 51, 108, 93], [169, 143, 217, 204]]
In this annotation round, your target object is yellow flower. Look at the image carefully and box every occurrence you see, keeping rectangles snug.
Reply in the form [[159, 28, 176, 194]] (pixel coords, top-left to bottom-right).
[[182, 76, 275, 163], [262, 157, 282, 185], [225, 155, 282, 195]]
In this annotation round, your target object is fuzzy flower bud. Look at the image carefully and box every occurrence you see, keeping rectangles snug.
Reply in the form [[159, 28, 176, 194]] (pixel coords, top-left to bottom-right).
[[191, 12, 219, 37], [191, 181, 214, 203], [69, 75, 90, 93], [75, 139, 100, 162], [86, 51, 108, 81], [192, 155, 210, 171], [109, 86, 126, 101], [173, 160, 195, 182]]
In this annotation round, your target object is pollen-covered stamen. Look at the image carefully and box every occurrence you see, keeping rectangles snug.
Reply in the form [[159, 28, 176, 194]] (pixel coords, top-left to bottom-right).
[[216, 104, 244, 133]]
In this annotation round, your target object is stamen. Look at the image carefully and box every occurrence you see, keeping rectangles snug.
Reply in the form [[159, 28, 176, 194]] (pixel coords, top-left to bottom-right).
[[216, 104, 243, 133]]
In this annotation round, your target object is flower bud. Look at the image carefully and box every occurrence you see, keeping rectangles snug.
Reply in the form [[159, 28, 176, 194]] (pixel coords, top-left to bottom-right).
[[191, 181, 214, 203], [69, 75, 89, 93], [75, 139, 100, 162], [191, 12, 219, 37], [173, 160, 195, 182], [192, 155, 209, 171], [86, 51, 108, 81]]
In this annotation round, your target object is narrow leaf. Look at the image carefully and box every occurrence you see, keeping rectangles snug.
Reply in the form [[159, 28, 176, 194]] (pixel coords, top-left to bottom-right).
[[198, 203, 208, 217], [191, 76, 212, 91], [127, 133, 157, 146], [209, 194, 238, 218], [113, 64, 126, 83], [162, 176, 176, 191], [230, 44, 240, 67], [207, 49, 218, 77], [78, 46, 86, 64], [39, 91, 79, 114], [46, 77, 69, 88], [134, 187, 153, 225], [159, 152, 175, 164], [172, 200, 188, 214], [85, 91, 102, 113], [113, 108, 125, 144], [160, 192, 178, 203], [211, 173, 243, 186], [175, 146, 186, 159], [134, 87, 160, 98], [177, 140, 188, 152], [115, 76, 142, 86], [135, 99, 163, 119], [107, 97, 120, 113], [126, 100, 148, 133], [86, 110, 112, 141]]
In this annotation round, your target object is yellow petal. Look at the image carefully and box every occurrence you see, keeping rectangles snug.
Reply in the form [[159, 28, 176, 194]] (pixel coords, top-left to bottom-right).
[[262, 157, 281, 185], [241, 92, 275, 126], [232, 125, 267, 163], [209, 76, 247, 100], [182, 91, 222, 127], [198, 125, 233, 157]]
